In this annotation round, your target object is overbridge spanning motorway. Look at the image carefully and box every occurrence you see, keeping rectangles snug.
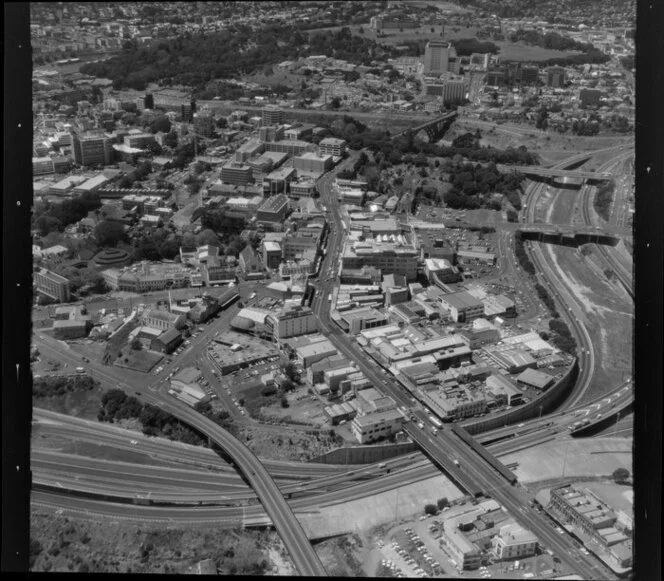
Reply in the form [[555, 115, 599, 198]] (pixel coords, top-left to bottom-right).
[[498, 164, 613, 182]]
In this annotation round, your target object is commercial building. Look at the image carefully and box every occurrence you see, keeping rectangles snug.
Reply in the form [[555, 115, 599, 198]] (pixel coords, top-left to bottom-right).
[[193, 110, 215, 138], [235, 138, 265, 163], [293, 152, 333, 174], [101, 262, 200, 292], [264, 139, 314, 157], [35, 268, 71, 302], [546, 66, 567, 88], [295, 338, 338, 369], [370, 14, 419, 30], [263, 166, 297, 195], [123, 132, 155, 149], [266, 306, 318, 341], [318, 137, 347, 157], [289, 178, 317, 198], [209, 331, 280, 375], [221, 162, 253, 186], [72, 133, 114, 166], [491, 522, 538, 561], [549, 485, 628, 550], [258, 124, 285, 143], [439, 291, 485, 323], [261, 105, 285, 126], [350, 409, 404, 444]]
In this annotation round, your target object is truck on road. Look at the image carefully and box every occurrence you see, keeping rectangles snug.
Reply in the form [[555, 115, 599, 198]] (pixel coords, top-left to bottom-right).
[[75, 367, 85, 374]]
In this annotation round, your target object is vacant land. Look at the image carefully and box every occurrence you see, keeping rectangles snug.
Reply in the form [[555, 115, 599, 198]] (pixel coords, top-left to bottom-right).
[[29, 511, 290, 574], [314, 534, 367, 578], [114, 348, 163, 373], [238, 423, 340, 462]]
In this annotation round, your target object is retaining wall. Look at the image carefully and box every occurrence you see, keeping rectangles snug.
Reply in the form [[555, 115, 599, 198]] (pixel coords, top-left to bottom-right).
[[309, 442, 418, 465]]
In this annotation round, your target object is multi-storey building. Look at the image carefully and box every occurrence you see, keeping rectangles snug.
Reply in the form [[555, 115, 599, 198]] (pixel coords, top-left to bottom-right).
[[282, 230, 322, 261], [193, 110, 215, 138], [221, 162, 253, 185], [293, 152, 333, 174], [33, 157, 55, 176], [423, 41, 453, 76], [258, 124, 284, 143], [262, 240, 282, 270], [263, 139, 315, 157], [261, 105, 285, 126], [318, 137, 347, 157], [341, 237, 419, 281], [438, 291, 485, 323], [350, 409, 404, 444], [265, 306, 318, 341], [35, 268, 71, 302], [546, 66, 566, 88], [491, 523, 538, 561], [123, 132, 155, 149], [71, 133, 113, 166], [289, 179, 317, 198]]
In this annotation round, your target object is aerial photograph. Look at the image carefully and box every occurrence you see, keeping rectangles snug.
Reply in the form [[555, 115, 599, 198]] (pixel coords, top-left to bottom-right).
[[25, 0, 637, 577]]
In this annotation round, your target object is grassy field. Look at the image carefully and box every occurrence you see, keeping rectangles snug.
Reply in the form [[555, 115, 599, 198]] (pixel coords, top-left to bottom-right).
[[494, 41, 582, 62]]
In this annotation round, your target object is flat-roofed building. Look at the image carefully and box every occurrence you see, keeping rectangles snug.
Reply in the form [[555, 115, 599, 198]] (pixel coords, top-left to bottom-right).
[[289, 178, 317, 198], [318, 137, 347, 157], [35, 268, 71, 302], [266, 305, 318, 341], [438, 291, 484, 323], [261, 105, 285, 126], [33, 156, 55, 176], [72, 132, 114, 166], [262, 240, 282, 270], [264, 139, 315, 157], [221, 162, 253, 186], [296, 338, 338, 368], [485, 373, 523, 406], [123, 132, 155, 149], [515, 368, 555, 391], [351, 408, 404, 444], [235, 138, 265, 163], [263, 166, 297, 195], [293, 152, 333, 174], [341, 236, 418, 281], [457, 249, 496, 265]]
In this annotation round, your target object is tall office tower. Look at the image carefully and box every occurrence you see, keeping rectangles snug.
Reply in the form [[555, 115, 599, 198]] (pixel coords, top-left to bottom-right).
[[193, 109, 215, 138], [262, 105, 285, 127], [423, 41, 451, 76], [71, 132, 113, 167]]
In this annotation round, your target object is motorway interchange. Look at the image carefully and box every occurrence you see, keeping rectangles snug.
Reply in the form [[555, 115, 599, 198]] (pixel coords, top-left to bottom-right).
[[31, 148, 632, 578]]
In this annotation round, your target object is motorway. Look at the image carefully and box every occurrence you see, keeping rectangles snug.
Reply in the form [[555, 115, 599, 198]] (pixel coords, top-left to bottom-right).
[[33, 319, 328, 575]]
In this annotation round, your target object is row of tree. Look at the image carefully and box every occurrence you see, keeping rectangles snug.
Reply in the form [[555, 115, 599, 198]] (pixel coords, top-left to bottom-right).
[[593, 181, 615, 222], [33, 375, 98, 398]]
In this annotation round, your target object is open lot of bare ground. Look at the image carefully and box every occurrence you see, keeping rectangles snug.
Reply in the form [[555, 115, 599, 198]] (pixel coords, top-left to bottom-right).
[[313, 534, 367, 578], [113, 348, 163, 373], [500, 437, 631, 484], [238, 423, 341, 463], [29, 511, 292, 574]]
